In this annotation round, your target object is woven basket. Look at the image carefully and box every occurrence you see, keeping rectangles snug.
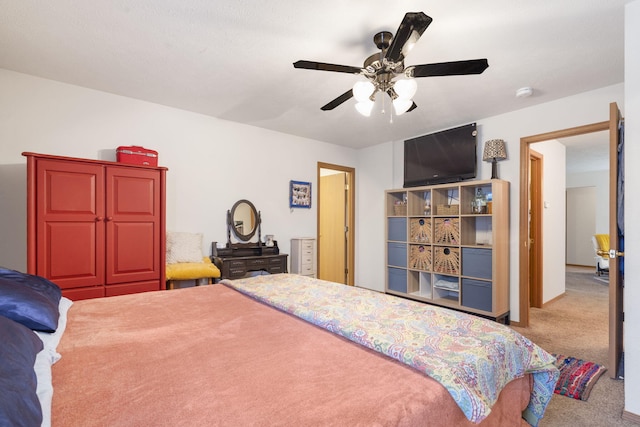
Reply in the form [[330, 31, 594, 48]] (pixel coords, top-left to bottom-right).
[[433, 246, 460, 275], [434, 218, 460, 245], [410, 218, 431, 243], [409, 245, 432, 271], [393, 204, 407, 216], [437, 204, 459, 215]]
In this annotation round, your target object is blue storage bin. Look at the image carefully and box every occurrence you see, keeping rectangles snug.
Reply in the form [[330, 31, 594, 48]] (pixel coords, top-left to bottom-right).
[[461, 278, 492, 312], [387, 242, 407, 267], [388, 217, 407, 241], [387, 267, 407, 293], [462, 248, 492, 279]]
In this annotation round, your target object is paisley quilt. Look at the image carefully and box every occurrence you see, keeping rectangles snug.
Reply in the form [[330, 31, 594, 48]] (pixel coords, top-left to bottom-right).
[[222, 274, 559, 426]]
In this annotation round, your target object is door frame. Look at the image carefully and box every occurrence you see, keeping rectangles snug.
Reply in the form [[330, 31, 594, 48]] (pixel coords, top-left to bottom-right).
[[529, 149, 544, 308], [518, 120, 609, 327], [317, 162, 355, 286]]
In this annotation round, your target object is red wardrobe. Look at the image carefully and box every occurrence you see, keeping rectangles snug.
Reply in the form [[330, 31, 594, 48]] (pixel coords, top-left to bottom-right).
[[24, 152, 167, 300]]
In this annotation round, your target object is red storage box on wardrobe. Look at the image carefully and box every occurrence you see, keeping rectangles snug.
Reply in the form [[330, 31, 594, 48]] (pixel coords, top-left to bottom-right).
[[116, 146, 158, 166]]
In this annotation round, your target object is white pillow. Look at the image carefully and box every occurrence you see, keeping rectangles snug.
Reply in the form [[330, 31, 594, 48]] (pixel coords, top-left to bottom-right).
[[166, 231, 203, 264], [34, 296, 73, 427], [35, 297, 73, 365]]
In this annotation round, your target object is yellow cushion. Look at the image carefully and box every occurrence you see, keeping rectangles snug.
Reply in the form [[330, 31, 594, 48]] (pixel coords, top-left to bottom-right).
[[594, 234, 610, 252], [166, 257, 220, 280]]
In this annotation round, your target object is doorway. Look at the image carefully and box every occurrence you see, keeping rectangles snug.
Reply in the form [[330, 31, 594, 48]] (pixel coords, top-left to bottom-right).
[[519, 102, 624, 378], [317, 162, 355, 285], [519, 120, 609, 325]]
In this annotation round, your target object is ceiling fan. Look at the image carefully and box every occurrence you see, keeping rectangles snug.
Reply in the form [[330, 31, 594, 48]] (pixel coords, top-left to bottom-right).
[[293, 12, 489, 116]]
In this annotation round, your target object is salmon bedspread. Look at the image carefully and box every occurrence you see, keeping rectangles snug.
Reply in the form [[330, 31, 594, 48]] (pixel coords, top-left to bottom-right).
[[52, 276, 552, 426], [222, 275, 558, 426]]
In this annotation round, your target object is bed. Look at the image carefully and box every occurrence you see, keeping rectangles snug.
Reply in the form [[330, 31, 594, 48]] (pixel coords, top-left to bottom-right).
[[1, 270, 559, 427]]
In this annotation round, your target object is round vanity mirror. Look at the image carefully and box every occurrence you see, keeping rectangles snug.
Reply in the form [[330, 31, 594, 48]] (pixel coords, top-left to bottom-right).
[[229, 199, 260, 241]]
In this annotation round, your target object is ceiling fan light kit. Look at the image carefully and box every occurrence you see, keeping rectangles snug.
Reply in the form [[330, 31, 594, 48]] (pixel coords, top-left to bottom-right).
[[293, 12, 489, 117]]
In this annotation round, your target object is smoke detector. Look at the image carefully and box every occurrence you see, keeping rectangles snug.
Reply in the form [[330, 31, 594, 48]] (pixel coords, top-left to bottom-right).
[[516, 87, 533, 98]]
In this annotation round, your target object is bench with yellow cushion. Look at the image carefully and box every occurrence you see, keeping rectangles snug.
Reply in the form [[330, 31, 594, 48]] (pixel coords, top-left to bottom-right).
[[166, 257, 221, 290]]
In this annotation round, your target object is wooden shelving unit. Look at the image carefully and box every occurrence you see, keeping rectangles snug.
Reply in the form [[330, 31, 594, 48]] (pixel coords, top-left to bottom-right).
[[385, 179, 510, 322]]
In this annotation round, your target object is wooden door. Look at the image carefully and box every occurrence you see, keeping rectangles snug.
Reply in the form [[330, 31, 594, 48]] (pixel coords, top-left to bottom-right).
[[529, 150, 543, 308], [608, 102, 624, 379], [35, 159, 105, 298], [319, 172, 347, 283], [105, 166, 161, 294]]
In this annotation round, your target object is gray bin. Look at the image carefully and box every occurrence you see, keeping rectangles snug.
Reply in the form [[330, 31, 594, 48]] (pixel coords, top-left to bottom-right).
[[387, 267, 407, 293], [461, 278, 492, 312], [388, 217, 407, 241], [387, 242, 407, 267], [462, 248, 492, 280]]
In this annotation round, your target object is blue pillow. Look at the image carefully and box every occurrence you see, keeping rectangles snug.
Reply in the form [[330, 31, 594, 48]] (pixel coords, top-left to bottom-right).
[[0, 269, 61, 332], [0, 315, 44, 427]]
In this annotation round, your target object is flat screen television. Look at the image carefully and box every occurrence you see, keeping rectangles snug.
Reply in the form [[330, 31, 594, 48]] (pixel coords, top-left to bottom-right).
[[403, 123, 477, 187]]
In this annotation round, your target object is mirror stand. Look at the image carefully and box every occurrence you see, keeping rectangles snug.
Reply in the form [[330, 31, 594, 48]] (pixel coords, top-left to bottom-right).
[[212, 199, 279, 258], [211, 199, 287, 280]]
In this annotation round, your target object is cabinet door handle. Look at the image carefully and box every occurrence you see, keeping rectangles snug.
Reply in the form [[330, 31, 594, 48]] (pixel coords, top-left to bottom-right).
[[96, 216, 103, 221], [105, 217, 113, 222]]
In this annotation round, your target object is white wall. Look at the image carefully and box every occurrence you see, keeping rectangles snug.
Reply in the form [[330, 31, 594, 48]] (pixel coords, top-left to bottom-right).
[[530, 139, 567, 302], [623, 0, 640, 418], [0, 69, 359, 272], [566, 187, 596, 266], [566, 170, 609, 269], [567, 170, 609, 234], [355, 142, 394, 291]]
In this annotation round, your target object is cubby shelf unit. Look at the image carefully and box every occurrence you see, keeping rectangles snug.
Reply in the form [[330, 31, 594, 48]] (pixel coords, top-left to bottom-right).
[[385, 179, 510, 323]]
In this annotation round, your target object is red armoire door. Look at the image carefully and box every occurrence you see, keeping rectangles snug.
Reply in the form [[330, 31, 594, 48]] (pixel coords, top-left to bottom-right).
[[35, 159, 106, 299], [104, 166, 161, 295]]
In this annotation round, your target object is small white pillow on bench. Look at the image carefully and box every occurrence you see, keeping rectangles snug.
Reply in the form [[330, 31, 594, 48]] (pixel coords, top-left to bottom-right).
[[166, 231, 203, 264]]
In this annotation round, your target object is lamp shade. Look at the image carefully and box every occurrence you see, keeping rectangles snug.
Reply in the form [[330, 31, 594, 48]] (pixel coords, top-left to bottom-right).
[[355, 100, 375, 117], [353, 81, 375, 102], [393, 98, 413, 115], [482, 139, 507, 161], [394, 79, 417, 100]]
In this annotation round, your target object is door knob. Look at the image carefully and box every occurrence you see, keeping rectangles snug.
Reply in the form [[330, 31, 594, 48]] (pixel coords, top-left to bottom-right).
[[608, 249, 624, 258], [599, 249, 624, 258]]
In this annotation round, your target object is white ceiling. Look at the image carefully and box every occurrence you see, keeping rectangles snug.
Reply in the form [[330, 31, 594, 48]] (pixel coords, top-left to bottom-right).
[[0, 1, 630, 150], [561, 132, 610, 174]]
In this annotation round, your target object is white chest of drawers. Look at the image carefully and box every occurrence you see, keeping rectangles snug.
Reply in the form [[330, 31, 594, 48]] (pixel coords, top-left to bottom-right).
[[290, 238, 317, 278]]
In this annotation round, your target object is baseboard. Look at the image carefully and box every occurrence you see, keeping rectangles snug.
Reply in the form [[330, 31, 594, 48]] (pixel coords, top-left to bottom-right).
[[622, 410, 640, 424], [542, 292, 566, 308]]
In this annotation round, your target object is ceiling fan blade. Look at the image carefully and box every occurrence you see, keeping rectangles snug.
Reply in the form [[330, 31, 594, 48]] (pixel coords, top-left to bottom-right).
[[410, 59, 489, 77], [407, 102, 417, 112], [294, 60, 362, 74], [321, 89, 354, 111], [385, 12, 433, 63]]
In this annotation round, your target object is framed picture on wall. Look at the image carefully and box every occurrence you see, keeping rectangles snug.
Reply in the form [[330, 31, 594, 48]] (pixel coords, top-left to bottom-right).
[[290, 180, 312, 208]]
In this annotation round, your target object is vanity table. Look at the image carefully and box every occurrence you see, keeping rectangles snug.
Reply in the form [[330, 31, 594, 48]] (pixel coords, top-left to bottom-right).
[[211, 199, 288, 280]]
